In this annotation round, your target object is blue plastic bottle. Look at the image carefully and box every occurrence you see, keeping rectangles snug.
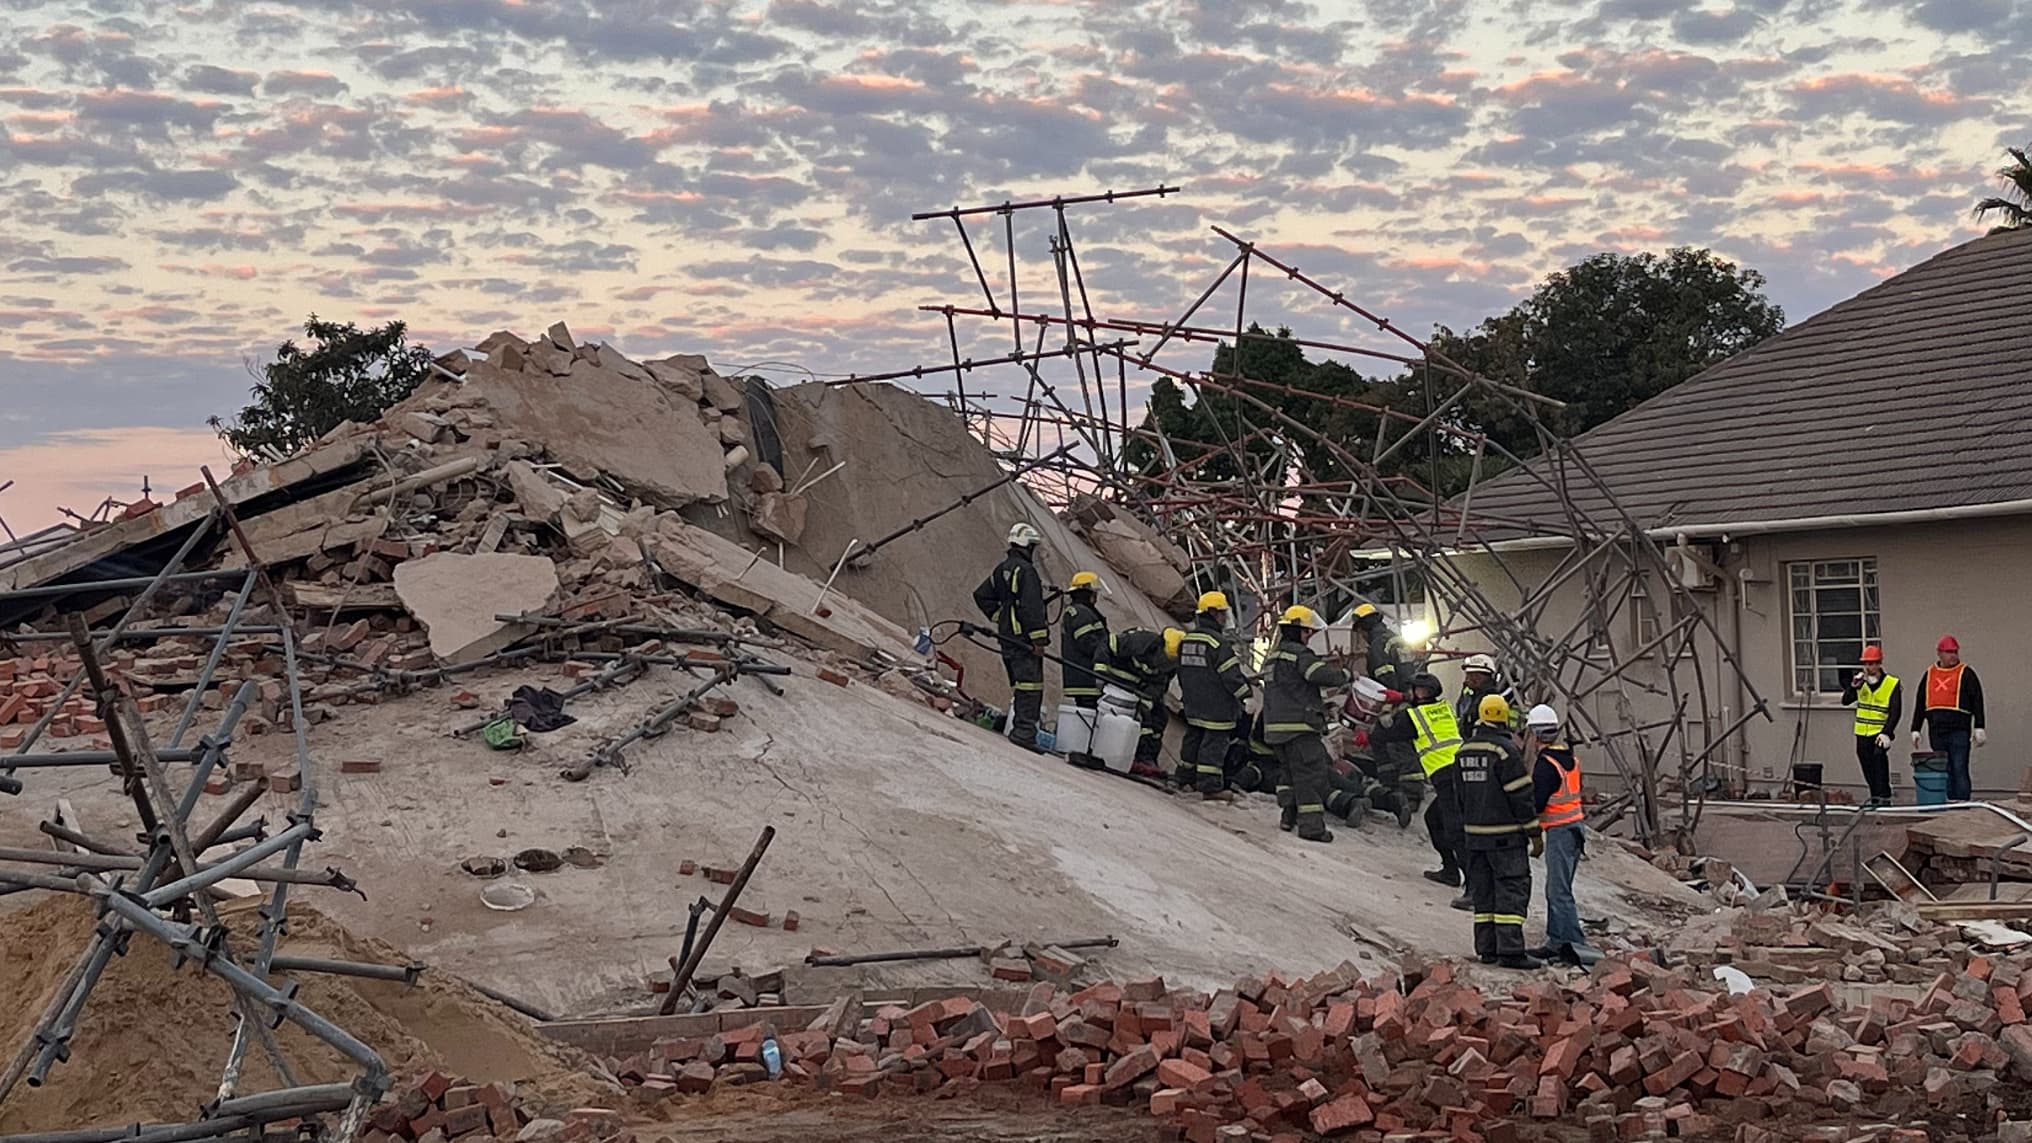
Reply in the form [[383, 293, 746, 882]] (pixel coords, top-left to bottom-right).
[[761, 1036, 782, 1079]]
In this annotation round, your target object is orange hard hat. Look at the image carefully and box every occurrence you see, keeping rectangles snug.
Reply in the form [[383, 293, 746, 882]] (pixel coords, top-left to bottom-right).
[[1860, 645, 1883, 664], [1937, 635, 1960, 653]]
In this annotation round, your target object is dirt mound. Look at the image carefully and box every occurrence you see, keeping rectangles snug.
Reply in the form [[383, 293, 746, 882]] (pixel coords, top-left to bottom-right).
[[0, 898, 607, 1132]]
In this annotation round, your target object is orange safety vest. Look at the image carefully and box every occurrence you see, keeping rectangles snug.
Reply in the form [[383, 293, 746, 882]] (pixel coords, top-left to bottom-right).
[[1540, 748, 1584, 829], [1925, 664, 1968, 713]]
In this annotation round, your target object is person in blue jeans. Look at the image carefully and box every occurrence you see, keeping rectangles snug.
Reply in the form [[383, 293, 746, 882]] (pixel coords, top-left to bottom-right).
[[1911, 635, 1986, 801], [1526, 704, 1598, 966]]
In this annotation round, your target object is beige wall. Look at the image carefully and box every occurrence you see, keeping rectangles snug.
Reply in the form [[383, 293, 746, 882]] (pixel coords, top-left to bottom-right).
[[1443, 515, 2029, 800]]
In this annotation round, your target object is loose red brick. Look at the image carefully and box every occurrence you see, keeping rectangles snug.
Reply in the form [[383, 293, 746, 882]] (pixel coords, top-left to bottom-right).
[[816, 667, 851, 687], [704, 865, 737, 885], [1309, 1092, 1373, 1135], [782, 910, 800, 932], [1155, 1058, 1211, 1090], [728, 905, 770, 927], [686, 711, 722, 733], [340, 758, 381, 774], [1059, 1083, 1101, 1106], [678, 860, 697, 876], [1104, 1044, 1160, 1090]]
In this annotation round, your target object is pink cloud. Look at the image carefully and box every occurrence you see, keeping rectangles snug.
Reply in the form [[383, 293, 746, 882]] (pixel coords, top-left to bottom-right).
[[0, 428, 230, 533]]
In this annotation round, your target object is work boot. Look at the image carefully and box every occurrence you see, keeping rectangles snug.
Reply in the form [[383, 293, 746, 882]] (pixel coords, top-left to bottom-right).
[[1172, 766, 1195, 789], [1280, 805, 1297, 832], [1395, 803, 1415, 830], [1201, 788, 1236, 803], [1129, 761, 1164, 780], [1499, 953, 1547, 970], [1478, 955, 1497, 965], [1449, 894, 1472, 912], [1422, 866, 1460, 888], [1298, 827, 1334, 844], [1527, 944, 1559, 961]]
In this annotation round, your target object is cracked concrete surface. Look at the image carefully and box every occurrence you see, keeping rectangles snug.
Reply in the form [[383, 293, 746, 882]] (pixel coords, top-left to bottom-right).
[[0, 657, 1704, 1019]]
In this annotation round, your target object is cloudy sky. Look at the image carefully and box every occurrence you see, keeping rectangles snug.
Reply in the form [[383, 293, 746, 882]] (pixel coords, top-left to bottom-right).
[[1, 0, 2025, 530]]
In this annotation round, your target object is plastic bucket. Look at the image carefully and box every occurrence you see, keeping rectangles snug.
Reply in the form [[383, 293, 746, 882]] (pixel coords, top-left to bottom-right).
[[1791, 763, 1824, 792], [1343, 677, 1388, 724], [1055, 703, 1097, 755], [1912, 751, 1948, 806], [1099, 684, 1141, 715], [1092, 711, 1140, 773]]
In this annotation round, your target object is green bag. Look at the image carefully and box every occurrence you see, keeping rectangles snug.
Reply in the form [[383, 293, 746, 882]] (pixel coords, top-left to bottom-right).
[[482, 717, 523, 750]]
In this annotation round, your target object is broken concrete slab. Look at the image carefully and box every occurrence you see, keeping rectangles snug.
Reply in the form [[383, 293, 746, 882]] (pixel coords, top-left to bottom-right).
[[644, 357, 705, 403], [393, 552, 560, 665], [700, 372, 745, 414], [459, 359, 726, 508], [749, 491, 806, 546], [647, 518, 916, 662], [546, 321, 575, 351], [502, 461, 567, 523], [1068, 494, 1194, 612]]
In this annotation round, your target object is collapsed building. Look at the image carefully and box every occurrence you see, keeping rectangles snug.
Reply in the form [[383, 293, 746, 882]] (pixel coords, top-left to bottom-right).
[[4, 199, 2032, 1143]]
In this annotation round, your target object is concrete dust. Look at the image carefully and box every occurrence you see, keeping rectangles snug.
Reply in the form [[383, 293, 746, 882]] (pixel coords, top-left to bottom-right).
[[0, 897, 607, 1132], [4, 654, 1701, 1022]]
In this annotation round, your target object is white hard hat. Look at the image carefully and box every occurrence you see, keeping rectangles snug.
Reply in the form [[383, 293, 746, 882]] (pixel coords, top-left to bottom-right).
[[1526, 704, 1560, 729], [1464, 653, 1497, 674], [1006, 522, 1041, 547]]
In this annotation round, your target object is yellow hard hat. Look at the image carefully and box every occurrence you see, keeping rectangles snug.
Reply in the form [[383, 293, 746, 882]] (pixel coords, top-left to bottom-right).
[[1352, 603, 1378, 620], [1068, 571, 1100, 591], [1478, 693, 1512, 726], [1162, 627, 1185, 659], [1196, 590, 1229, 613], [1279, 605, 1320, 630]]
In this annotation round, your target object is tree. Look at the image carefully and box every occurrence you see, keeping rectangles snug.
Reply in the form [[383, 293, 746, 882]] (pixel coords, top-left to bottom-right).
[[210, 316, 433, 458], [1973, 145, 2032, 232], [1432, 247, 1784, 454]]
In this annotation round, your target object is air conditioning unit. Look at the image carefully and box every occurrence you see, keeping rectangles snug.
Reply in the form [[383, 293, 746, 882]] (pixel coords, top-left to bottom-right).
[[1665, 544, 1718, 591]]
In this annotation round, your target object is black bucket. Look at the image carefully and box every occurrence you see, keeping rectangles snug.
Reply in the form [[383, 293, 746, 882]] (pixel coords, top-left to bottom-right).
[[1791, 763, 1824, 792]]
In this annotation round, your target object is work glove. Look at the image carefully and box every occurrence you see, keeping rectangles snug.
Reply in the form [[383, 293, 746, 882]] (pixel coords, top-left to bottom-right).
[[1874, 734, 1891, 750], [1975, 729, 1988, 748], [1529, 832, 1545, 859], [1912, 731, 1922, 751], [1383, 688, 1405, 704], [1352, 730, 1371, 750]]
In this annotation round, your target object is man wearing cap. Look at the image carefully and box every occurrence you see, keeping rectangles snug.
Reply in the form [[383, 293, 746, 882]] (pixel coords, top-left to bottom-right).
[[973, 522, 1052, 750], [1058, 571, 1109, 769], [1841, 645, 1900, 807], [1176, 590, 1250, 799], [1911, 636, 1986, 802]]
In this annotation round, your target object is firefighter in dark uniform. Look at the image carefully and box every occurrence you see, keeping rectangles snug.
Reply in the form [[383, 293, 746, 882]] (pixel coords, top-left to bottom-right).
[[1456, 693, 1543, 969], [1094, 626, 1182, 777], [1374, 672, 1467, 894], [1177, 591, 1250, 799], [971, 522, 1050, 750], [1355, 603, 1420, 813], [1456, 653, 1520, 732], [1058, 571, 1109, 768], [1261, 605, 1348, 843], [1331, 734, 1417, 829], [1226, 713, 1281, 795]]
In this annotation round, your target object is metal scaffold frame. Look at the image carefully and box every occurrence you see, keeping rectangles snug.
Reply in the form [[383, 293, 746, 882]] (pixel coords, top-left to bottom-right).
[[858, 186, 1772, 848], [0, 485, 388, 1142]]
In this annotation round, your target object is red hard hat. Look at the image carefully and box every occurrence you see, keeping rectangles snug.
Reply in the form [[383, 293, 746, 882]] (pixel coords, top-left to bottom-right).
[[1937, 635, 1960, 653], [1860, 645, 1883, 664]]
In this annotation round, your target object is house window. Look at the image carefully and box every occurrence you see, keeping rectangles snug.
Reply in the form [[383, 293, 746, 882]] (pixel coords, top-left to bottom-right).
[[1787, 559, 1880, 695]]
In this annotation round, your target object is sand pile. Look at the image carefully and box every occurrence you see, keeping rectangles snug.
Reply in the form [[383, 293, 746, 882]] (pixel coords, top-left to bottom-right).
[[0, 898, 607, 1132]]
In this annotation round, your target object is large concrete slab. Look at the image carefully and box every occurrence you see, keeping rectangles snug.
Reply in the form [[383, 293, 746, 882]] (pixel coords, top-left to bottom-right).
[[460, 359, 727, 508], [394, 552, 560, 664], [648, 518, 918, 663]]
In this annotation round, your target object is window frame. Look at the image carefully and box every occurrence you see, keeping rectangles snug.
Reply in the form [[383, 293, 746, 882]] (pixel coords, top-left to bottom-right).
[[1785, 557, 1881, 697]]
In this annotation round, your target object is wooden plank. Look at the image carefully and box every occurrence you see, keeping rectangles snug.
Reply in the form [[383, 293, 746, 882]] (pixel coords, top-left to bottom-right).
[[1915, 901, 2032, 921], [283, 581, 404, 611]]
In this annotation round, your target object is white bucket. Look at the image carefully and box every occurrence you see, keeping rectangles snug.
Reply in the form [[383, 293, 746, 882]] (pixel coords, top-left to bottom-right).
[[1055, 703, 1097, 756], [1099, 684, 1141, 715], [1343, 676, 1389, 724], [1092, 710, 1140, 773]]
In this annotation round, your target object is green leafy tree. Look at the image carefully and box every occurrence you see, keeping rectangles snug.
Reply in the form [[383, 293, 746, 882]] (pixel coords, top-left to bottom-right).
[[1433, 247, 1784, 454], [1973, 145, 2032, 232], [211, 316, 433, 457]]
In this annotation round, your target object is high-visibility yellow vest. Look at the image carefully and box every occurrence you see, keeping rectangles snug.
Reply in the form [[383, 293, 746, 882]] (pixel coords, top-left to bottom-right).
[[1409, 701, 1462, 777], [1852, 674, 1899, 737]]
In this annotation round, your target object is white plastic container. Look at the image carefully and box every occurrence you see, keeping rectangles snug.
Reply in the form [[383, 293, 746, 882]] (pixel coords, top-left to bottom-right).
[[1092, 710, 1140, 772], [1055, 703, 1098, 756], [1099, 684, 1141, 715]]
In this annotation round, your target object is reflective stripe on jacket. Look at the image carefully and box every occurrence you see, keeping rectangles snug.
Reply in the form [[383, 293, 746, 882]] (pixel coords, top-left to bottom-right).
[[1853, 674, 1899, 736], [1177, 621, 1249, 729], [1409, 701, 1462, 777]]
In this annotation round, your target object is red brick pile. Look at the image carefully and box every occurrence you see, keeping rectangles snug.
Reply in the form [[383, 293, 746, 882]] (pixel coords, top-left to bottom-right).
[[603, 952, 2032, 1141], [358, 1070, 637, 1143]]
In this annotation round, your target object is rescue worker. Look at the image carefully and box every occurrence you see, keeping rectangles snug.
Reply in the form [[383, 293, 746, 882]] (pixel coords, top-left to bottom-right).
[[1455, 654, 1517, 729], [1331, 730, 1416, 829], [1176, 591, 1250, 799], [1526, 704, 1595, 966], [1058, 571, 1110, 769], [1374, 673, 1466, 893], [1457, 694, 1543, 969], [1261, 605, 1347, 843], [1911, 635, 1985, 802], [1095, 625, 1182, 778], [1841, 645, 1900, 806], [971, 522, 1049, 750], [1352, 603, 1407, 692], [1354, 603, 1421, 815], [1227, 713, 1281, 795]]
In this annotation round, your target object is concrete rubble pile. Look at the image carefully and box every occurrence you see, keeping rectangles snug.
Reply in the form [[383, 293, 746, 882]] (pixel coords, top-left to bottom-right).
[[586, 948, 2032, 1142]]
